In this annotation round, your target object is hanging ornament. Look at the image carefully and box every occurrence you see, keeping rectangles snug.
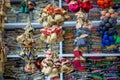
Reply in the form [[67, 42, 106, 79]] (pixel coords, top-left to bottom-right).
[[17, 23, 37, 72], [17, 22, 37, 72], [17, 3, 37, 72], [37, 0, 73, 78], [66, 0, 93, 72], [37, 0, 71, 27], [66, 0, 93, 13], [73, 47, 86, 71], [40, 26, 65, 44], [41, 48, 73, 77]]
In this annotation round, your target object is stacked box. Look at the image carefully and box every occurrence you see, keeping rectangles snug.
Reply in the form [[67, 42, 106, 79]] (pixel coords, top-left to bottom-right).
[[64, 57, 120, 80], [90, 27, 102, 53], [63, 27, 75, 53]]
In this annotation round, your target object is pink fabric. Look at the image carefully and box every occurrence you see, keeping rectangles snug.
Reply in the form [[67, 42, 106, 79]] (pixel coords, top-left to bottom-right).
[[74, 60, 81, 67], [66, 0, 71, 4], [76, 66, 86, 71], [73, 50, 82, 57], [69, 3, 80, 13]]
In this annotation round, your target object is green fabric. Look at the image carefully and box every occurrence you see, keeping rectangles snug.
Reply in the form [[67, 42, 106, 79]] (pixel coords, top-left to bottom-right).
[[20, 0, 29, 13], [21, 1, 27, 7], [92, 75, 102, 80], [114, 0, 120, 2], [102, 61, 111, 66], [24, 6, 29, 13]]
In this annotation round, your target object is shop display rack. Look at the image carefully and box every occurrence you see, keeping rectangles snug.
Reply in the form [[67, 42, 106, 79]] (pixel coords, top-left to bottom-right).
[[5, 21, 120, 58], [3, 0, 120, 80]]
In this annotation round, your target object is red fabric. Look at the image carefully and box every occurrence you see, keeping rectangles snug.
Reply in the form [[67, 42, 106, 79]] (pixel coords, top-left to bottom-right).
[[74, 60, 86, 71]]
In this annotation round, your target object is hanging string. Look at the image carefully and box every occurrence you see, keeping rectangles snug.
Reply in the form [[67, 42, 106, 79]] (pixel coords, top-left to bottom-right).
[[50, 44, 53, 53], [2, 0, 5, 9], [24, 0, 32, 29], [52, 0, 54, 3], [27, 13, 31, 26], [51, 0, 57, 8]]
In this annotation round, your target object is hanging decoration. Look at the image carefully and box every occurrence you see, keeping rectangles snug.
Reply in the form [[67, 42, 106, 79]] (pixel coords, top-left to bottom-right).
[[16, 24, 37, 72], [66, 0, 93, 13], [40, 26, 65, 44], [0, 0, 11, 74], [97, 9, 120, 52], [66, 0, 93, 71], [37, 2, 71, 27], [41, 49, 73, 77], [37, 0, 73, 78], [17, 0, 37, 72]]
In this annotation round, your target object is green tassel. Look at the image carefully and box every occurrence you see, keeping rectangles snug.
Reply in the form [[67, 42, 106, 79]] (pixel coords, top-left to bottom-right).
[[20, 7, 24, 13], [24, 6, 29, 13]]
